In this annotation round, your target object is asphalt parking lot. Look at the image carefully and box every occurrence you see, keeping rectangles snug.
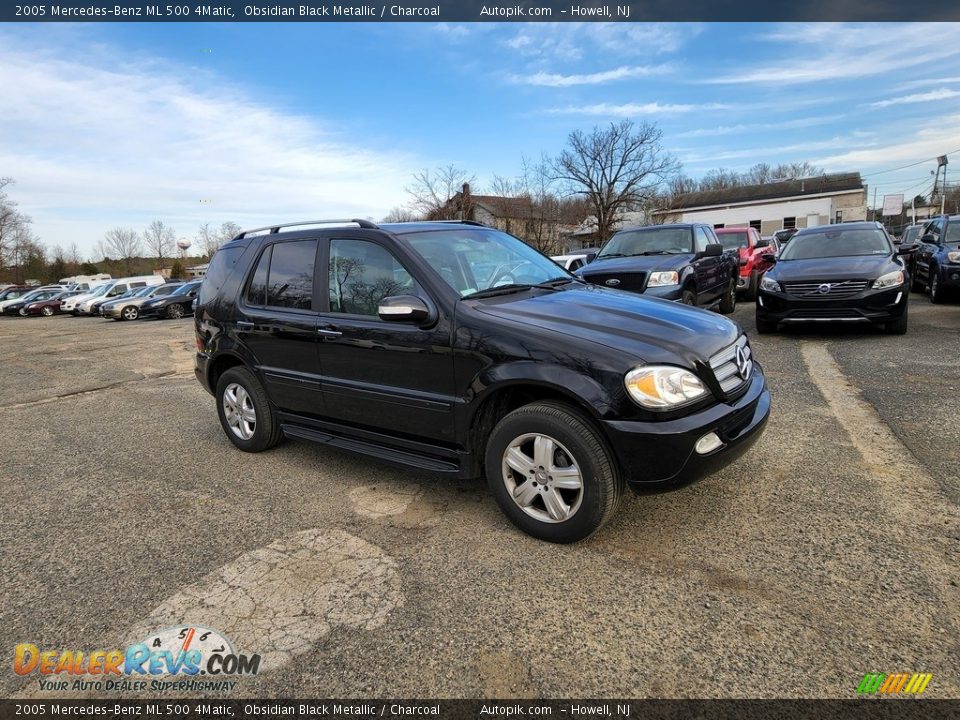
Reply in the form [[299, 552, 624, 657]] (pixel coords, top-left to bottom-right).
[[1, 296, 958, 699]]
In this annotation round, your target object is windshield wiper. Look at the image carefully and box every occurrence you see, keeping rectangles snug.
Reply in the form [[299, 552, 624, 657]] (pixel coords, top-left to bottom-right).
[[596, 252, 627, 258], [463, 279, 572, 300]]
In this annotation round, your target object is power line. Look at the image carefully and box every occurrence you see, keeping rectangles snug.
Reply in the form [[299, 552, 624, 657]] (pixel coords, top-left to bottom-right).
[[860, 148, 960, 178]]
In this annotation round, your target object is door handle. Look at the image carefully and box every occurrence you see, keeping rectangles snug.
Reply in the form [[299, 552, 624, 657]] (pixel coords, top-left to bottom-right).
[[317, 327, 342, 338], [236, 321, 254, 330]]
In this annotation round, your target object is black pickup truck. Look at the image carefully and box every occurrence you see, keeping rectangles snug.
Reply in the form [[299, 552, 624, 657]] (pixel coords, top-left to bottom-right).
[[576, 223, 740, 313]]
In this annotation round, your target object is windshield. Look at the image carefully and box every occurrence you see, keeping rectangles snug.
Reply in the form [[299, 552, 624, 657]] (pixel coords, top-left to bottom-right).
[[172, 282, 199, 296], [901, 226, 920, 243], [716, 231, 749, 249], [947, 222, 960, 242], [404, 228, 573, 297], [598, 227, 693, 258], [88, 283, 110, 297], [778, 228, 892, 260], [130, 286, 153, 297]]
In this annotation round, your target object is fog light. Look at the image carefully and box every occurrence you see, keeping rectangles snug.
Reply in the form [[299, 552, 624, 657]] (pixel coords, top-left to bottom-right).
[[895, 292, 902, 304], [952, 273, 959, 281], [695, 432, 724, 455], [758, 296, 764, 307]]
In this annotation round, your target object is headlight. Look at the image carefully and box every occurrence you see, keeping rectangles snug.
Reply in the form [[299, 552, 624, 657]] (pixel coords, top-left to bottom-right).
[[647, 271, 679, 287], [947, 251, 960, 263], [625, 365, 708, 409], [759, 275, 781, 293], [874, 270, 904, 289]]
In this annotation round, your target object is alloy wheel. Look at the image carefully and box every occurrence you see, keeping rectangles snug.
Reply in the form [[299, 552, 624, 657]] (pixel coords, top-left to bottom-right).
[[222, 383, 256, 440], [122, 306, 138, 320], [41, 307, 54, 316], [501, 433, 584, 523], [168, 304, 184, 319]]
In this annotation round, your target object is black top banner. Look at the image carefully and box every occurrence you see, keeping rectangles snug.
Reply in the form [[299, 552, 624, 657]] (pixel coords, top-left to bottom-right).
[[4, 0, 960, 22]]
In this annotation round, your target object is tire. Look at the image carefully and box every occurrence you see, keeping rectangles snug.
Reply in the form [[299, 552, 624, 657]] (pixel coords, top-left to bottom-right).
[[718, 279, 737, 314], [755, 315, 777, 334], [121, 305, 139, 321], [681, 287, 697, 306], [166, 303, 185, 319], [18, 308, 27, 316], [484, 401, 624, 543], [885, 306, 908, 335], [743, 272, 758, 301], [41, 306, 54, 317], [215, 366, 283, 453], [929, 269, 946, 304], [911, 267, 924, 292]]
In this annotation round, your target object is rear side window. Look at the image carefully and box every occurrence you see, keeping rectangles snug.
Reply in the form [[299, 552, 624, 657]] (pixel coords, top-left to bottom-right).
[[244, 240, 317, 310], [200, 245, 245, 305]]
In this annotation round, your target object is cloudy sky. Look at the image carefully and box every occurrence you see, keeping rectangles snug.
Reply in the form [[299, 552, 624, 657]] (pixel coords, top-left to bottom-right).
[[2, 22, 960, 258]]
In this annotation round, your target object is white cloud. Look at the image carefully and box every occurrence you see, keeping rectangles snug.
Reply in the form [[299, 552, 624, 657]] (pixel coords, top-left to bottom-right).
[[0, 34, 419, 257], [893, 75, 960, 91], [682, 136, 878, 166], [708, 23, 960, 86], [867, 88, 960, 108], [546, 101, 731, 117], [510, 64, 671, 87], [500, 22, 701, 64], [675, 113, 848, 138]]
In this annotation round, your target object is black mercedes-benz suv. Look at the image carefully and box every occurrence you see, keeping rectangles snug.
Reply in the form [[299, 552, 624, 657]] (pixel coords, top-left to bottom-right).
[[195, 220, 770, 543], [577, 223, 739, 313]]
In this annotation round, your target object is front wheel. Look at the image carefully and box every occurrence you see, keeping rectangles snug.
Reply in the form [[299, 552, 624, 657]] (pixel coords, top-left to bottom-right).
[[885, 306, 908, 335], [485, 401, 624, 543], [755, 315, 777, 334], [121, 305, 139, 321], [718, 279, 737, 314], [215, 367, 283, 452], [681, 288, 697, 306], [743, 271, 758, 301], [166, 303, 185, 319], [929, 270, 946, 304], [41, 306, 54, 316]]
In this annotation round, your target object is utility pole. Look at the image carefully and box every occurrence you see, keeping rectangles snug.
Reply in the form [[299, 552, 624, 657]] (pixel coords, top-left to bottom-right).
[[872, 186, 878, 221]]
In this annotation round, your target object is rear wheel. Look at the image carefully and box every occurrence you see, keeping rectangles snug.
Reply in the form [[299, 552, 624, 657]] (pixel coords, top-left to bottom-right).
[[485, 401, 624, 543], [215, 367, 283, 452], [18, 308, 27, 316], [743, 271, 758, 301], [718, 279, 737, 314], [166, 303, 185, 319], [121, 305, 139, 321]]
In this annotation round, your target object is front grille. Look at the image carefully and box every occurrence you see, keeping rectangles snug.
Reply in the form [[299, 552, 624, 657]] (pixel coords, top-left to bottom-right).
[[787, 308, 863, 319], [709, 335, 752, 396], [783, 279, 869, 299], [584, 272, 647, 293]]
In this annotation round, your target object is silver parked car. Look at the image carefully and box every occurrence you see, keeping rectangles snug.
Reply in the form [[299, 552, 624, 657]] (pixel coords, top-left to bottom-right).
[[101, 283, 183, 321]]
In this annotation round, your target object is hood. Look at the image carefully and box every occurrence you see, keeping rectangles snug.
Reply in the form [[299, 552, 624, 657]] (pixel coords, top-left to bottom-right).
[[770, 255, 896, 282], [470, 285, 740, 368], [580, 254, 695, 276]]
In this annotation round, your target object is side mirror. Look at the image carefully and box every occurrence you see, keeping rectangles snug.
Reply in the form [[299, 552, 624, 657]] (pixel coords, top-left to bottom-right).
[[704, 243, 723, 257], [755, 238, 770, 248], [761, 253, 777, 264], [896, 244, 918, 255], [378, 295, 431, 323], [585, 252, 597, 264], [921, 234, 937, 244]]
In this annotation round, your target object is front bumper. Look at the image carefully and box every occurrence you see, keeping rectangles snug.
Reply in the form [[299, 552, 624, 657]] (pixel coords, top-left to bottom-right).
[[600, 365, 770, 492], [936, 263, 960, 288], [640, 285, 684, 301], [756, 284, 908, 326]]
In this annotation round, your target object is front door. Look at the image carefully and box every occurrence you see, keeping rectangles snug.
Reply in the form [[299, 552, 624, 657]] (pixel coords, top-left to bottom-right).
[[315, 236, 455, 444]]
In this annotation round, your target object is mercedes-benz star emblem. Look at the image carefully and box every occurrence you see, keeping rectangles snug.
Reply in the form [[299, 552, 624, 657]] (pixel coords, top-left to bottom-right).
[[735, 345, 750, 380], [605, 278, 620, 287], [817, 283, 832, 294]]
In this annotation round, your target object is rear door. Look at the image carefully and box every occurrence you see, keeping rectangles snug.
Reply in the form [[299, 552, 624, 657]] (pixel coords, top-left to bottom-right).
[[314, 234, 456, 443], [237, 238, 325, 417]]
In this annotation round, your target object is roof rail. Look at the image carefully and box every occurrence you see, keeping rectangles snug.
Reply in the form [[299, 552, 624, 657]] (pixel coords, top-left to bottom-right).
[[235, 219, 379, 239], [417, 219, 488, 227]]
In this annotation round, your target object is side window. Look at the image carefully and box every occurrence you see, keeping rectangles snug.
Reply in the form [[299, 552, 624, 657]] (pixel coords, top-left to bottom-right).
[[328, 239, 417, 316], [110, 284, 127, 296], [131, 282, 146, 289], [246, 245, 271, 306], [929, 219, 942, 240], [266, 240, 317, 310], [199, 245, 244, 305], [569, 258, 584, 272], [694, 227, 710, 252], [155, 286, 173, 297]]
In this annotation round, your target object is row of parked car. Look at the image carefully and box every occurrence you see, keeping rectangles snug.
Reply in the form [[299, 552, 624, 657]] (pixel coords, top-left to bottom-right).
[[551, 214, 960, 336], [0, 275, 201, 320]]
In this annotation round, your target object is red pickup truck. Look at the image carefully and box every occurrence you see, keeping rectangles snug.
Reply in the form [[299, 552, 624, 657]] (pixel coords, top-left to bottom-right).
[[714, 227, 777, 300]]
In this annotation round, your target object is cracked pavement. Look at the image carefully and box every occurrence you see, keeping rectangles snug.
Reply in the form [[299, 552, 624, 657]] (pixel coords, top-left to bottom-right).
[[0, 299, 957, 699]]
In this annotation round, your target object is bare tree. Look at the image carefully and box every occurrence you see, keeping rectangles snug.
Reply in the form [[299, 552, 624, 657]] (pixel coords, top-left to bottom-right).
[[552, 120, 679, 243], [196, 223, 218, 257], [103, 227, 142, 275], [143, 220, 175, 266], [405, 164, 476, 219], [381, 206, 420, 223], [218, 221, 241, 247], [0, 177, 30, 272]]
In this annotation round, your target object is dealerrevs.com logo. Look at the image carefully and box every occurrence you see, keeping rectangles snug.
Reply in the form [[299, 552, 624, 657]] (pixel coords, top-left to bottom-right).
[[14, 626, 260, 693], [856, 673, 933, 696]]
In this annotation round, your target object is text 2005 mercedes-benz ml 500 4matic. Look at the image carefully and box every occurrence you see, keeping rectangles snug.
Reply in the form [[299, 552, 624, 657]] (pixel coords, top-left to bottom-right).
[[194, 219, 770, 543]]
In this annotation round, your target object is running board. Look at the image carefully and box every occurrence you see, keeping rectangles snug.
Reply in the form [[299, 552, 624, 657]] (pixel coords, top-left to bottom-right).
[[280, 423, 461, 475]]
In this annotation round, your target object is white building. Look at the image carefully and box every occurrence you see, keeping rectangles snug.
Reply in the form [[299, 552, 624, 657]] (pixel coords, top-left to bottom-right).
[[654, 172, 868, 235]]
